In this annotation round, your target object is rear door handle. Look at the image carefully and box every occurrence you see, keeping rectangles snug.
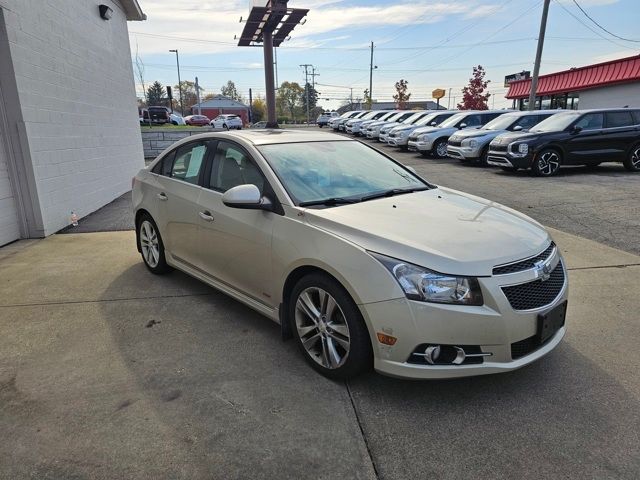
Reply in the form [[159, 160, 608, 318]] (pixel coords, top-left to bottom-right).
[[157, 192, 168, 201], [199, 211, 214, 222]]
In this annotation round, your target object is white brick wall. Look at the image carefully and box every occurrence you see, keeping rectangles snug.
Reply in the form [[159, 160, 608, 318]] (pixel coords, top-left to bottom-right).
[[579, 83, 640, 110], [0, 0, 144, 235]]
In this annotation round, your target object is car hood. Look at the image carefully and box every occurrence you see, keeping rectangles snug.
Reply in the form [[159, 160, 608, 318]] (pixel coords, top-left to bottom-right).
[[452, 129, 503, 139], [381, 122, 401, 131], [367, 120, 395, 128], [412, 126, 445, 136], [392, 124, 419, 133], [492, 131, 542, 143], [303, 187, 549, 277]]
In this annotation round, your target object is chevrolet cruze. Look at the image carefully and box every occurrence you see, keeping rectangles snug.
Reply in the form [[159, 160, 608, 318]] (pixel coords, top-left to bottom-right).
[[133, 130, 569, 380]]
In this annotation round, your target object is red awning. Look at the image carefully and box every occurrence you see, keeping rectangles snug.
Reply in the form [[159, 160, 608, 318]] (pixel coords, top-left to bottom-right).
[[506, 55, 640, 99]]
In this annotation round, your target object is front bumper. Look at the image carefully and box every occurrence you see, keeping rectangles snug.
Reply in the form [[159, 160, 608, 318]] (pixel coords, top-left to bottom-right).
[[447, 145, 482, 160], [407, 139, 433, 152], [360, 257, 569, 379], [487, 151, 534, 169], [387, 135, 409, 147], [379, 132, 390, 143], [366, 128, 382, 139]]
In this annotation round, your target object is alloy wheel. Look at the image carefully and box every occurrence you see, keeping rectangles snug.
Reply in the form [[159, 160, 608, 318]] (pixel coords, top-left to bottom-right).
[[632, 147, 640, 169], [295, 287, 351, 369], [139, 220, 160, 268], [436, 141, 448, 158], [537, 151, 560, 176]]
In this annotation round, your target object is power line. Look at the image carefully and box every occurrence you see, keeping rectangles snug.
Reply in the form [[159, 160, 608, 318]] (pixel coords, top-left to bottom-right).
[[571, 0, 640, 43]]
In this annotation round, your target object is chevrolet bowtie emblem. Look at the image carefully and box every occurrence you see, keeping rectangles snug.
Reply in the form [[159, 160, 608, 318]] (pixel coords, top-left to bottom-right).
[[534, 259, 552, 281]]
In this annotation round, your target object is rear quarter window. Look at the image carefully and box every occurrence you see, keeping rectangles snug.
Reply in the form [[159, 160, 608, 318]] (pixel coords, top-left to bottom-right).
[[606, 111, 634, 128]]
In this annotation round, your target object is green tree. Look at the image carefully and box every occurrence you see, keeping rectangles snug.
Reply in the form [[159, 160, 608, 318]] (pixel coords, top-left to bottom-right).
[[221, 80, 244, 102], [276, 81, 304, 122], [458, 65, 491, 110], [251, 97, 266, 123], [301, 83, 319, 115], [174, 80, 200, 113], [393, 79, 411, 109], [363, 88, 372, 108], [146, 81, 166, 106]]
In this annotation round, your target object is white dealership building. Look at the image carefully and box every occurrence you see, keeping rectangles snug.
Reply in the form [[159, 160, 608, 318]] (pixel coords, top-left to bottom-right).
[[0, 0, 145, 246]]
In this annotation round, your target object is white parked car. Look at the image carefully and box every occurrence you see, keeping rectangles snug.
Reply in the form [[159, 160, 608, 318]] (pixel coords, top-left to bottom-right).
[[345, 110, 391, 135], [211, 114, 243, 130], [408, 110, 509, 158], [387, 111, 457, 149], [170, 113, 186, 125], [132, 130, 568, 380], [364, 111, 415, 140], [378, 110, 428, 143]]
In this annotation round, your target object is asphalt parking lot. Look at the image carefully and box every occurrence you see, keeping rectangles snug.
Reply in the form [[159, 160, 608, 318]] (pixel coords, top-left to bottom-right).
[[2, 129, 640, 479]]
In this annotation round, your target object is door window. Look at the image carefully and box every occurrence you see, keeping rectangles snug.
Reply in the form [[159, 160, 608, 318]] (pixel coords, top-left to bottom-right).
[[209, 141, 265, 193], [461, 115, 481, 127], [605, 111, 634, 128], [170, 142, 208, 184], [514, 115, 544, 130], [574, 113, 604, 131]]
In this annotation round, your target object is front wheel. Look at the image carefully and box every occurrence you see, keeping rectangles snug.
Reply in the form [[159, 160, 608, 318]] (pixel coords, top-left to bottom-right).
[[137, 215, 172, 274], [289, 273, 372, 380], [223, 124, 229, 131], [623, 144, 640, 172], [532, 148, 562, 177], [433, 139, 448, 159]]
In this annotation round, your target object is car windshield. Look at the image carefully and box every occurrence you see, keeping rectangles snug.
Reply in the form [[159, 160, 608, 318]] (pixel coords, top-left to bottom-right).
[[414, 113, 441, 127], [438, 113, 468, 128], [359, 111, 378, 120], [404, 112, 426, 124], [258, 141, 429, 206], [530, 112, 581, 132], [482, 114, 519, 130]]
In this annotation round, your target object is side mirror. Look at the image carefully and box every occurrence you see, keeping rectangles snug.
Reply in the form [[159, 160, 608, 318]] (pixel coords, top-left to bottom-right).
[[459, 123, 467, 129], [222, 184, 272, 211], [430, 121, 437, 126], [513, 125, 523, 132], [571, 125, 583, 134]]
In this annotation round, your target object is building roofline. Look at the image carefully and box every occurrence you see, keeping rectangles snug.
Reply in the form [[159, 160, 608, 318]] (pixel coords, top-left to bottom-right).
[[119, 0, 146, 21]]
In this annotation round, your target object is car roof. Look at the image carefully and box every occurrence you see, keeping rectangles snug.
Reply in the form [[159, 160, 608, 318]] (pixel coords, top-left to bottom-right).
[[559, 108, 639, 113], [185, 129, 351, 146]]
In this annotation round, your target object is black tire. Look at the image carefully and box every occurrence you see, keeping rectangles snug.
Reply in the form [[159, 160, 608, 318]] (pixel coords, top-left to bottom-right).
[[623, 143, 640, 172], [136, 213, 172, 275], [477, 146, 490, 166], [532, 148, 562, 177], [289, 273, 372, 380], [432, 138, 448, 159], [223, 124, 229, 130], [500, 166, 518, 172]]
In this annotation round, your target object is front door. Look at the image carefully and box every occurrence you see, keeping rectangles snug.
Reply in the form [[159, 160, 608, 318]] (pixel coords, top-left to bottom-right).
[[197, 140, 275, 305], [565, 112, 605, 164]]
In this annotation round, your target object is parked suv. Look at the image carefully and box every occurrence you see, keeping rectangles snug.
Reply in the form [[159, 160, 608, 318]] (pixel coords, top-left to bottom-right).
[[387, 111, 457, 149], [379, 111, 428, 143], [408, 110, 508, 158], [333, 111, 368, 131], [487, 108, 640, 176], [148, 106, 171, 124], [364, 111, 415, 140], [448, 110, 560, 165], [211, 114, 243, 130], [317, 111, 339, 127], [345, 110, 392, 135]]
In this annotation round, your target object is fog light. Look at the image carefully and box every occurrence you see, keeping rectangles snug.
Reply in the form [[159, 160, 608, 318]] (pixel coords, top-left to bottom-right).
[[376, 332, 397, 346]]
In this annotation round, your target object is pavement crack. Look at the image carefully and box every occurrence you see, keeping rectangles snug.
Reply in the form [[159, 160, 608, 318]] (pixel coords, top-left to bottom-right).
[[567, 263, 640, 272], [0, 292, 213, 308], [346, 380, 380, 479]]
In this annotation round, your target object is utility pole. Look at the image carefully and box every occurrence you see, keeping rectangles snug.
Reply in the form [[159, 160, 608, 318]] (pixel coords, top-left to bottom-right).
[[448, 87, 452, 109], [369, 41, 374, 108], [528, 0, 551, 111], [248, 88, 253, 124], [169, 49, 183, 114], [300, 63, 312, 125], [195, 77, 201, 115], [263, 30, 277, 127], [350, 87, 353, 109]]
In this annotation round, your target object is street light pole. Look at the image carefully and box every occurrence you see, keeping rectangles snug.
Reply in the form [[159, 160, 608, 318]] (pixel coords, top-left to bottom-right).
[[169, 49, 183, 114], [528, 0, 551, 111], [369, 41, 374, 108]]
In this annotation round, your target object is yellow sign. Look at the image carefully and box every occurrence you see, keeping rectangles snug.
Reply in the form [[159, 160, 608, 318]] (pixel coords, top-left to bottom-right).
[[432, 89, 446, 100]]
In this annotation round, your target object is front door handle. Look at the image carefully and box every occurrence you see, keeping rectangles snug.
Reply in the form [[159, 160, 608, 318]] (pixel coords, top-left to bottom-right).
[[157, 192, 168, 201], [199, 211, 214, 222]]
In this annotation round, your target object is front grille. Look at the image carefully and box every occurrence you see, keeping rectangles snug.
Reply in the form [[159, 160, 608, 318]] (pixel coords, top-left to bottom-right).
[[409, 135, 418, 141], [448, 139, 462, 147], [389, 132, 397, 138], [493, 242, 556, 275], [511, 335, 539, 360], [408, 344, 484, 365], [490, 144, 508, 152], [501, 261, 565, 311]]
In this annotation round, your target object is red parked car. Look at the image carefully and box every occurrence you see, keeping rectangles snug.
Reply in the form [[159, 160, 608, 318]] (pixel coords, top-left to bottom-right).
[[184, 115, 210, 126]]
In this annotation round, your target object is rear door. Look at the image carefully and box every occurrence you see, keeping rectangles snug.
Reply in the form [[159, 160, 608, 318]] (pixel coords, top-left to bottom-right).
[[153, 140, 212, 266], [602, 111, 638, 162], [197, 140, 276, 304], [565, 112, 605, 164]]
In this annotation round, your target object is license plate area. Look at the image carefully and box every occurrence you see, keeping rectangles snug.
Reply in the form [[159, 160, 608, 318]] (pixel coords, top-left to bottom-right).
[[537, 301, 567, 344]]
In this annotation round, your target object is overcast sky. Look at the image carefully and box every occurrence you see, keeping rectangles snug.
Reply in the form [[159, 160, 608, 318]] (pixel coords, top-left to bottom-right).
[[129, 0, 640, 109]]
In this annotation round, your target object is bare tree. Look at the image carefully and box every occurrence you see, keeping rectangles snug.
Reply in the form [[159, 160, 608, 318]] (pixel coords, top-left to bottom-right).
[[134, 42, 147, 105]]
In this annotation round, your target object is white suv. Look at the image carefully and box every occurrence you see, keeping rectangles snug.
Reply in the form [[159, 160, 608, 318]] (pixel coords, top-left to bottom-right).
[[211, 114, 243, 130]]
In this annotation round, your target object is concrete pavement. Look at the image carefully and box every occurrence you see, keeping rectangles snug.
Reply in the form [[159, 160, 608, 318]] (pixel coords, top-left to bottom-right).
[[0, 229, 639, 479]]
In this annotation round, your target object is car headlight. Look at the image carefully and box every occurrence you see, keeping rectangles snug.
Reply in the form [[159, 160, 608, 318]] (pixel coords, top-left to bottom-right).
[[418, 134, 431, 142], [468, 139, 478, 148], [510, 143, 529, 155], [397, 131, 407, 137], [370, 252, 484, 306]]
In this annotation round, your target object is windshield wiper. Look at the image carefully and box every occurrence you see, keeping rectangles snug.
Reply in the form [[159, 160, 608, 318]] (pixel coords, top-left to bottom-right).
[[360, 186, 429, 202], [299, 197, 360, 207]]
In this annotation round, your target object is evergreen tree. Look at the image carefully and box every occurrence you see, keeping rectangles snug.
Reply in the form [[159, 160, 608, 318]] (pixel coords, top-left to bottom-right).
[[146, 81, 166, 106]]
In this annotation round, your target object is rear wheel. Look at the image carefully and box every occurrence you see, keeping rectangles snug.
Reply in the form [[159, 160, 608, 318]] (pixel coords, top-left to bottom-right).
[[137, 214, 172, 274], [433, 139, 448, 159], [289, 273, 372, 380], [623, 144, 640, 172], [532, 148, 562, 177]]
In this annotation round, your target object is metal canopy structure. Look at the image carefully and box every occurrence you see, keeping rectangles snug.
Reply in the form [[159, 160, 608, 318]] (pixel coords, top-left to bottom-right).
[[237, 1, 309, 127]]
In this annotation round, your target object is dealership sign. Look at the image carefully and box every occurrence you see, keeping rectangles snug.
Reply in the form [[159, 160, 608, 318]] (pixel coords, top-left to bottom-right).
[[432, 88, 446, 100], [504, 71, 531, 88]]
